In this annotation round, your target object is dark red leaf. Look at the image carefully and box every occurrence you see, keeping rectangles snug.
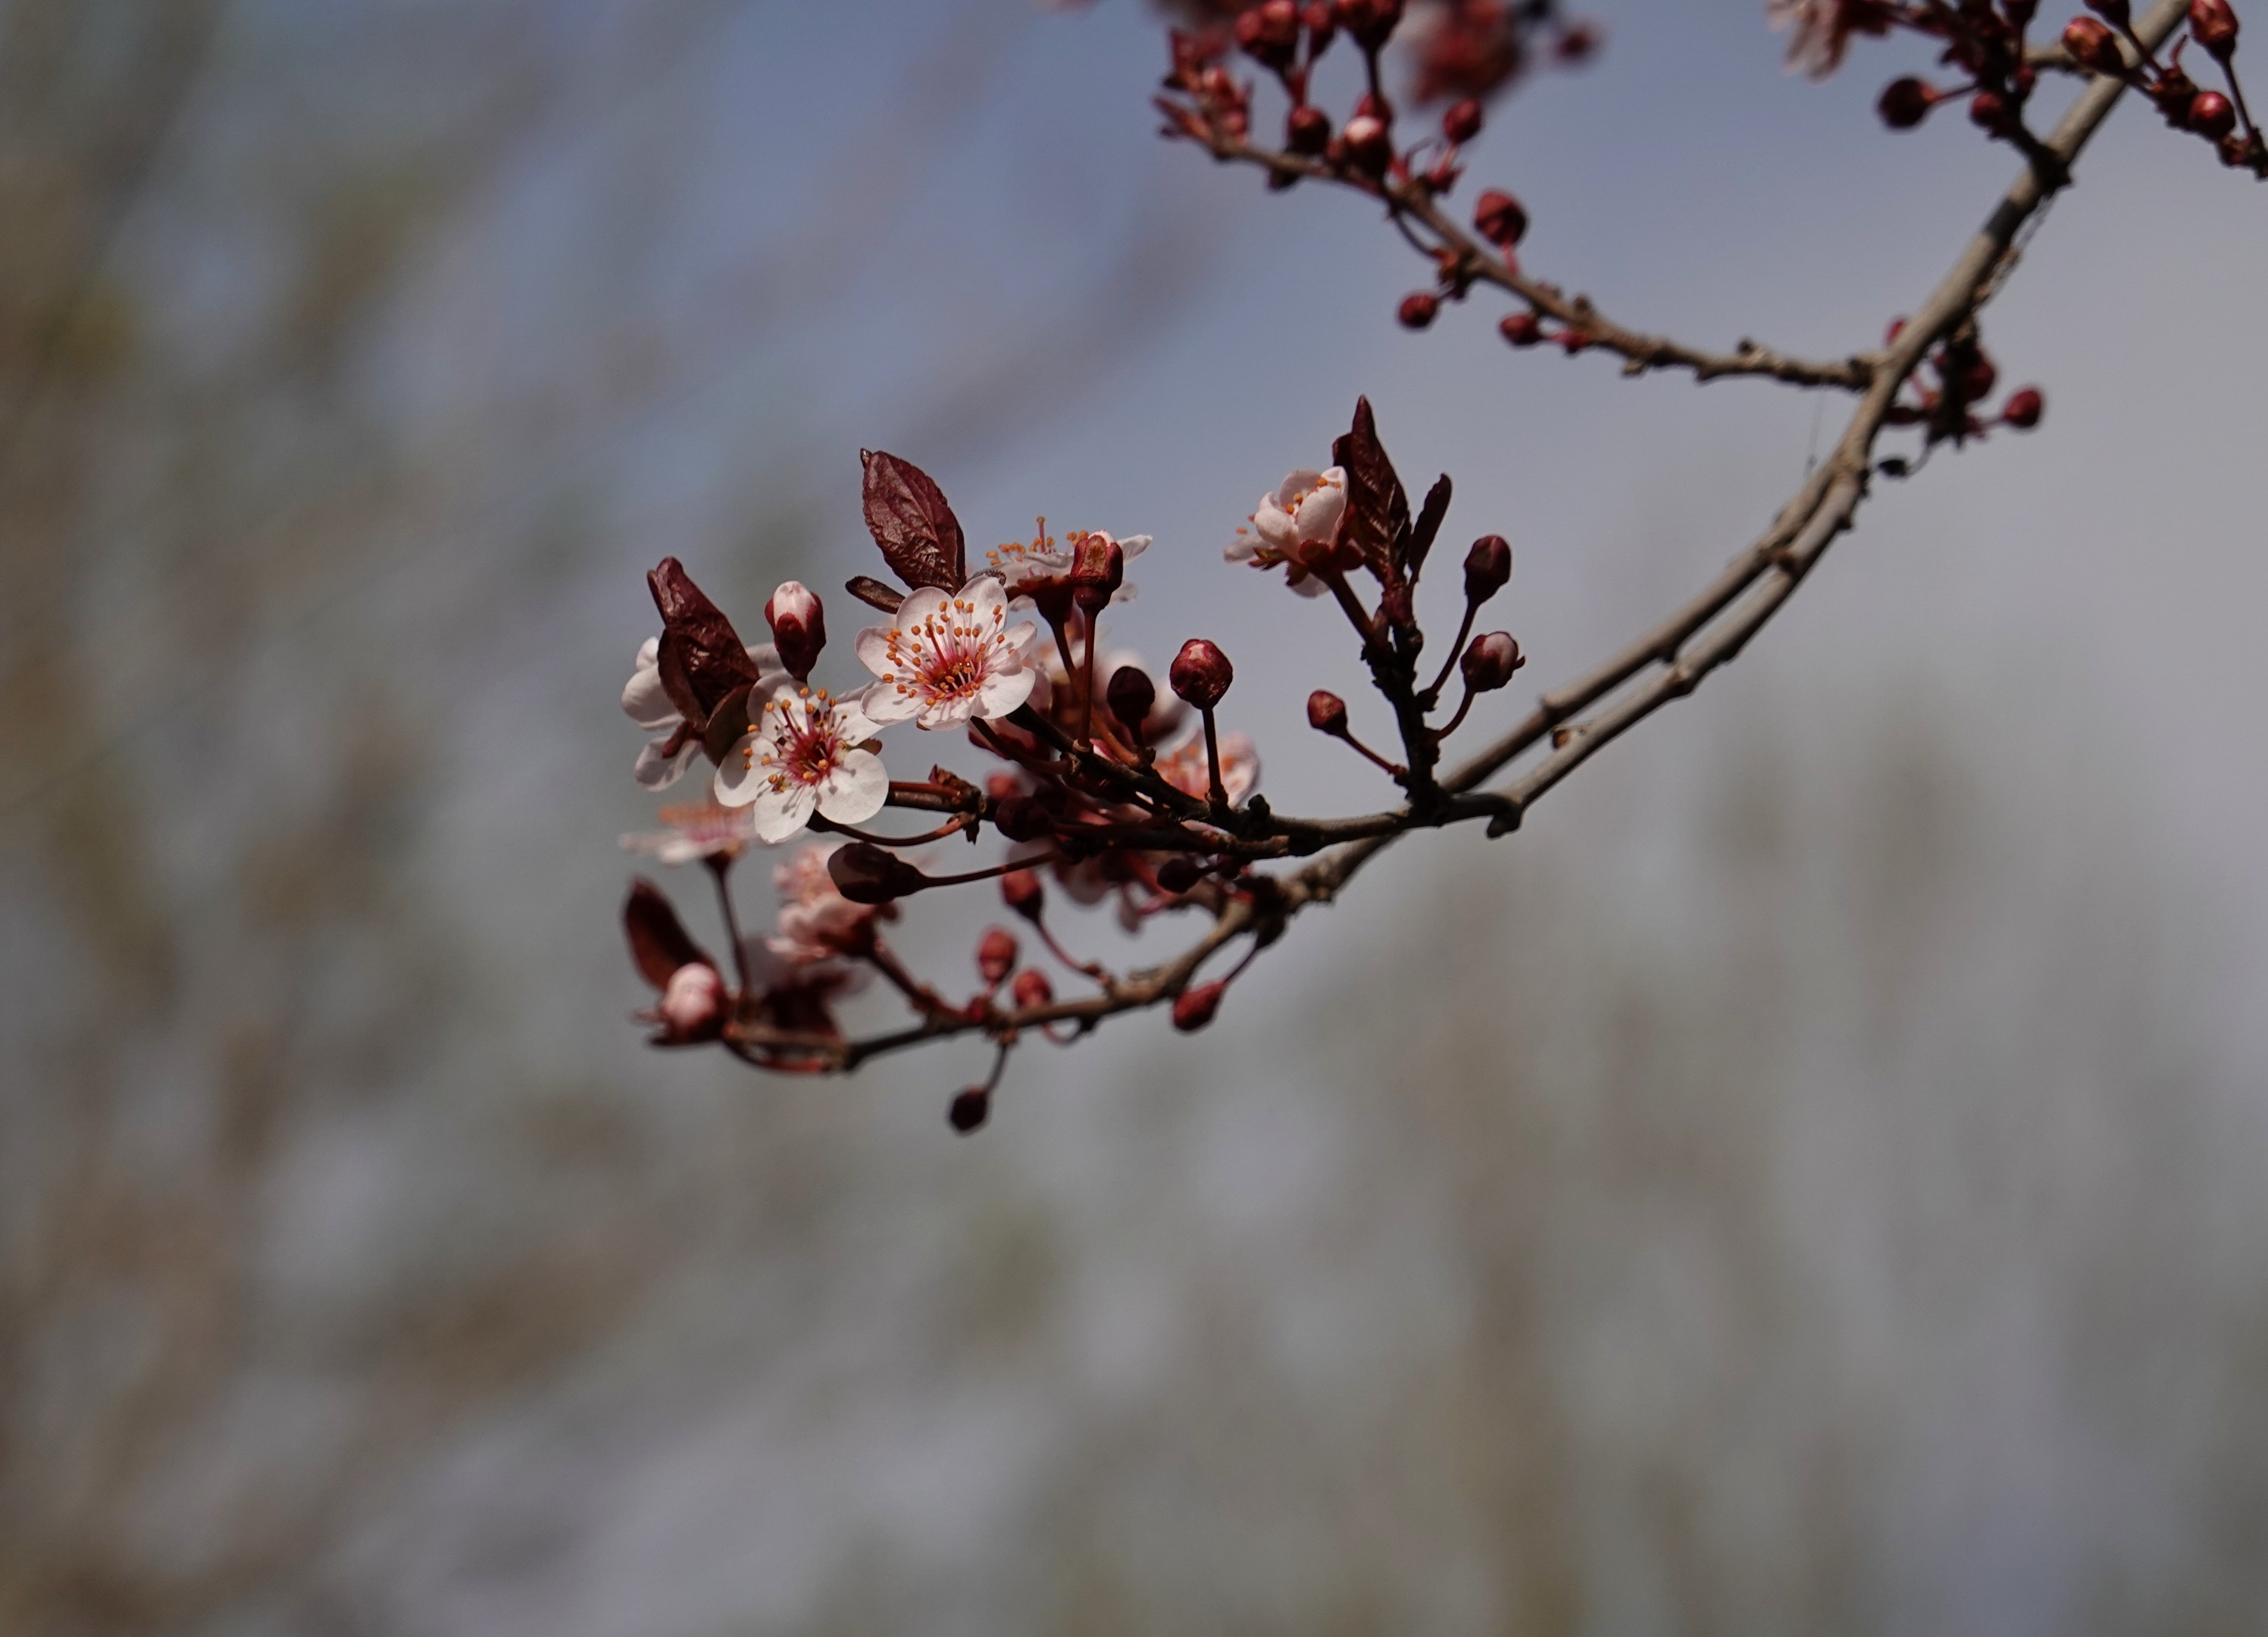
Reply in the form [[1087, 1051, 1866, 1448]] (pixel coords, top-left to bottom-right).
[[845, 574, 907, 615], [624, 878, 712, 991], [1331, 397, 1409, 586], [647, 558, 762, 725], [859, 449, 965, 593], [1406, 473, 1452, 581]]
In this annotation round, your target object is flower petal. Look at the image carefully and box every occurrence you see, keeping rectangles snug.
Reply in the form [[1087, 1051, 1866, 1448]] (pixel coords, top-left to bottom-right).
[[817, 749, 889, 825], [752, 781, 820, 844], [857, 678, 920, 725], [622, 638, 680, 731], [712, 737, 764, 806], [636, 734, 699, 789], [971, 664, 1037, 721]]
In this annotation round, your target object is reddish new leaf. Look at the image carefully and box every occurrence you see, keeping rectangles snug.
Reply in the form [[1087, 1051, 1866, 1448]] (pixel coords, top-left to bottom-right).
[[1331, 396, 1410, 586], [1406, 473, 1453, 581], [859, 449, 965, 593], [648, 558, 763, 725], [845, 574, 908, 615], [624, 878, 712, 991]]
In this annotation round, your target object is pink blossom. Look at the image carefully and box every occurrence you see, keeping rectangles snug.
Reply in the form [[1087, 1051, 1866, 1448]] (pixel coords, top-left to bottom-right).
[[1766, 0, 1891, 79], [987, 526, 1150, 606], [714, 688, 890, 844], [1226, 466, 1347, 596], [1155, 727, 1261, 806], [619, 800, 758, 865], [854, 575, 1041, 729], [768, 842, 883, 962]]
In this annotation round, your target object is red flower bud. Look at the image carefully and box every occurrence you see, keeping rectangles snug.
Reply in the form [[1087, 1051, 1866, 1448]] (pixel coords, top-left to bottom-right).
[[1001, 868, 1045, 922], [2087, 0, 2131, 23], [1170, 639, 1234, 711], [1334, 0, 1404, 52], [1307, 689, 1350, 734], [993, 796, 1053, 842], [1172, 981, 1227, 1033], [1011, 967, 1054, 1009], [1499, 310, 1544, 347], [1459, 631, 1523, 692], [1473, 187, 1528, 247], [1156, 856, 1203, 894], [1237, 1, 1300, 71], [1398, 291, 1441, 329], [1441, 98, 1483, 144], [1558, 327, 1592, 355], [1462, 534, 1513, 603], [828, 841, 923, 905], [1341, 111, 1392, 175], [948, 1087, 990, 1134], [1106, 664, 1156, 740], [2063, 15, 2126, 71], [2190, 0, 2238, 58], [659, 961, 726, 1041], [1287, 104, 1332, 154], [2190, 88, 2237, 137], [1070, 531, 1124, 611], [2001, 387, 2044, 429], [977, 925, 1019, 987], [763, 581, 826, 681], [1969, 88, 2011, 131], [1879, 77, 1937, 129], [1556, 20, 1600, 62]]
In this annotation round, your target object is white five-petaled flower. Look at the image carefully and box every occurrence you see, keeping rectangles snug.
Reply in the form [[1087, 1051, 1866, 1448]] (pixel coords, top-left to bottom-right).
[[767, 842, 881, 963], [621, 637, 700, 789], [621, 635, 789, 788], [1766, 0, 1887, 79], [987, 527, 1151, 604], [714, 688, 890, 843], [1226, 466, 1348, 597], [1155, 728, 1262, 807], [855, 575, 1040, 729], [619, 800, 757, 865]]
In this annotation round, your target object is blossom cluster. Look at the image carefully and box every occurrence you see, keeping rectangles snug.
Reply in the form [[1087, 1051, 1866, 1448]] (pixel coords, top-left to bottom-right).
[[615, 405, 1526, 1128], [1778, 0, 2264, 177]]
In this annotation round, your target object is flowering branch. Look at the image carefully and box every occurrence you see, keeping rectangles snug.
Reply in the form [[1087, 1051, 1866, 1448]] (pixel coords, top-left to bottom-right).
[[608, 0, 2223, 1129]]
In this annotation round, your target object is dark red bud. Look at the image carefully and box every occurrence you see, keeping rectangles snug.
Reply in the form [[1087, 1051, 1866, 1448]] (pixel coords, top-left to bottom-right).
[[977, 925, 1019, 987], [2190, 0, 2238, 58], [1011, 968, 1054, 1009], [1969, 88, 2011, 131], [1555, 20, 1600, 61], [1155, 856, 1203, 894], [1558, 327, 1592, 355], [1307, 689, 1350, 734], [1070, 532, 1125, 610], [2190, 87, 2238, 136], [1172, 981, 1227, 1033], [991, 796, 1053, 842], [764, 580, 826, 681], [1106, 664, 1157, 740], [2001, 387, 2044, 428], [2087, 0, 2131, 24], [1885, 315, 1908, 345], [1170, 639, 1234, 711], [947, 1087, 990, 1134], [1499, 310, 1544, 346], [1236, 2, 1299, 71], [2062, 15, 2126, 72], [1287, 104, 1332, 153], [1473, 188, 1528, 248], [1334, 0, 1404, 52], [1956, 352, 1998, 401], [2007, 0, 2038, 27], [827, 841, 923, 905], [1001, 868, 1045, 922], [1302, 1, 1337, 49], [1441, 98, 1484, 144], [1398, 291, 1440, 329], [1341, 111, 1392, 174], [1462, 534, 1513, 603], [1879, 77, 1937, 129], [1459, 631, 1523, 692]]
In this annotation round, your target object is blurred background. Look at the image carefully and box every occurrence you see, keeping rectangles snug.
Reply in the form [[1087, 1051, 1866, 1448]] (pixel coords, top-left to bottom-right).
[[5, 1, 2266, 1632]]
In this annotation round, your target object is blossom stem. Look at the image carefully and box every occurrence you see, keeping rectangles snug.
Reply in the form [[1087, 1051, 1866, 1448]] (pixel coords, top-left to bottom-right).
[[1200, 707, 1228, 811], [705, 856, 752, 994], [1437, 685, 1479, 740], [1422, 600, 1480, 708], [1031, 911, 1109, 985], [812, 812, 977, 847], [862, 940, 956, 1019], [1329, 726, 1406, 781], [1080, 609, 1100, 746]]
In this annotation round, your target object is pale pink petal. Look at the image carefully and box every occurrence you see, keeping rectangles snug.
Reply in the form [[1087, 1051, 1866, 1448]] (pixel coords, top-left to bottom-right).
[[752, 781, 821, 843], [636, 735, 699, 790], [712, 737, 764, 806], [854, 622, 899, 680], [622, 638, 680, 731], [969, 664, 1038, 722], [858, 677, 921, 725], [816, 749, 888, 825], [957, 573, 1009, 621]]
